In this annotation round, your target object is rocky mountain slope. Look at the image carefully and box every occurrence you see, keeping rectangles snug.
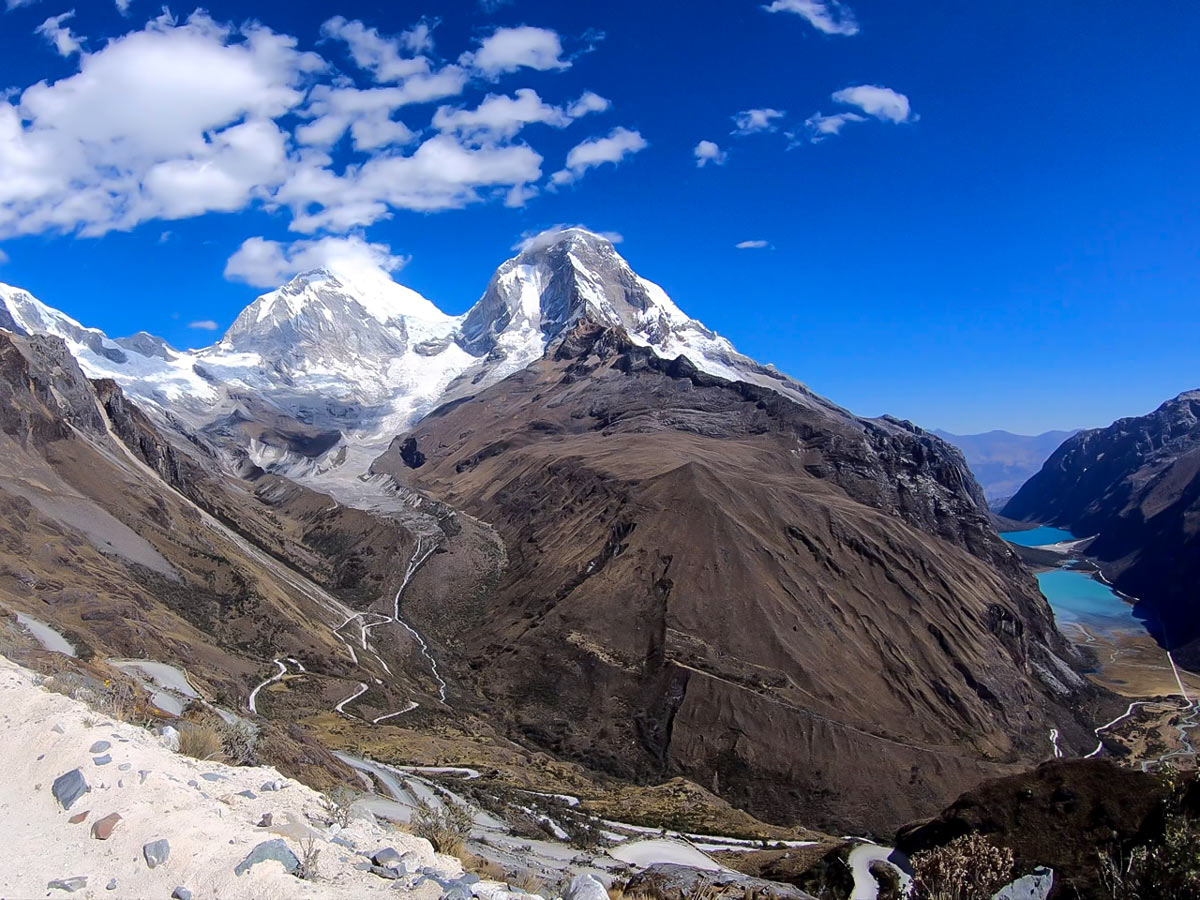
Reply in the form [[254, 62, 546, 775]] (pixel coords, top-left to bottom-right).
[[0, 229, 1107, 838], [0, 653, 471, 899], [933, 429, 1079, 504], [1002, 391, 1200, 663], [373, 318, 1101, 833]]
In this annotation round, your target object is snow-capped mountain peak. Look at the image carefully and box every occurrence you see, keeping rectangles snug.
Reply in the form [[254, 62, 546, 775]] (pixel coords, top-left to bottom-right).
[[458, 227, 751, 384]]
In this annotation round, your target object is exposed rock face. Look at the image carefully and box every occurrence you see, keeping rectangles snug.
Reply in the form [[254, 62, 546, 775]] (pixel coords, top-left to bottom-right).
[[1002, 391, 1200, 661], [374, 321, 1099, 834]]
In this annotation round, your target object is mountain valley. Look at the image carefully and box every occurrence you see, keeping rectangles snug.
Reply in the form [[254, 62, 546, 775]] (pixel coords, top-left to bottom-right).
[[0, 228, 1156, 896]]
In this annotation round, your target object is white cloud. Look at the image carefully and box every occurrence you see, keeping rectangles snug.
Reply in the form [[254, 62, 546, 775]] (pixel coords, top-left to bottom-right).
[[732, 108, 785, 135], [693, 140, 727, 168], [802, 110, 865, 141], [0, 247, 9, 263], [465, 26, 569, 76], [5, 0, 41, 10], [0, 11, 627, 242], [832, 84, 913, 123], [567, 91, 610, 117], [35, 10, 82, 56], [434, 89, 567, 143], [224, 234, 407, 287], [433, 88, 607, 146], [735, 240, 769, 249], [114, 0, 130, 13], [320, 16, 432, 84], [763, 0, 859, 36], [514, 224, 622, 253], [0, 12, 322, 238], [278, 135, 545, 232], [187, 319, 219, 330], [551, 126, 646, 186], [295, 84, 436, 151]]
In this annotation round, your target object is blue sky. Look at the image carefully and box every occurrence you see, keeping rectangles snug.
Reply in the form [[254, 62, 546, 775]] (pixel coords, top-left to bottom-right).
[[0, 0, 1196, 434]]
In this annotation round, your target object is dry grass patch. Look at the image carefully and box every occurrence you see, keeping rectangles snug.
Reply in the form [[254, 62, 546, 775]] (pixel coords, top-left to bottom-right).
[[178, 722, 224, 761]]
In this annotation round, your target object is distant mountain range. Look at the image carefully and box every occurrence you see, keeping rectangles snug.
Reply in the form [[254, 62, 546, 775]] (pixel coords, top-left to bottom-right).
[[0, 229, 1100, 835], [933, 428, 1080, 504], [1004, 390, 1200, 664]]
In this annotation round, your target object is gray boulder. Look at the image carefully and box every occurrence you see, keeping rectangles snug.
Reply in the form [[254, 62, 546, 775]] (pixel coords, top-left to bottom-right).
[[89, 741, 111, 753], [993, 867, 1054, 900], [372, 847, 403, 867], [172, 888, 193, 900], [157, 725, 180, 751], [565, 873, 609, 900], [143, 839, 171, 869], [52, 769, 89, 810], [235, 838, 300, 876]]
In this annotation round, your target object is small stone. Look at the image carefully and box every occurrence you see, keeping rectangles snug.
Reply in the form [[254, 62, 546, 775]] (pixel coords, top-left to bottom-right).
[[51, 722, 66, 734], [171, 888, 193, 900], [353, 861, 372, 872], [105, 878, 117, 891], [47, 876, 88, 893], [138, 770, 149, 784], [91, 812, 122, 840], [157, 725, 180, 751], [372, 848, 403, 868], [93, 754, 112, 766], [443, 885, 473, 900], [236, 789, 256, 799], [462, 873, 481, 885], [257, 812, 273, 827], [187, 780, 199, 788], [52, 769, 89, 810], [234, 838, 299, 876], [67, 810, 89, 825], [89, 740, 111, 754], [143, 838, 171, 869], [371, 865, 403, 880], [200, 772, 224, 782], [118, 763, 131, 772], [260, 779, 284, 792], [332, 835, 355, 850], [37, 753, 45, 760]]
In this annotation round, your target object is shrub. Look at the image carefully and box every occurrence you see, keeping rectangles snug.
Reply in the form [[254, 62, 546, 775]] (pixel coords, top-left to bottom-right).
[[1098, 793, 1200, 899], [412, 797, 474, 858], [322, 785, 359, 828], [177, 722, 224, 761], [910, 833, 1014, 900], [220, 720, 257, 765], [296, 834, 321, 881]]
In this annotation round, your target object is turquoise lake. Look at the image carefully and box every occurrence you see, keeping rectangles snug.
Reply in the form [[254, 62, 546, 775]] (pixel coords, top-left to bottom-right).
[[1000, 526, 1075, 547], [1034, 569, 1145, 636], [1000, 529, 1151, 638]]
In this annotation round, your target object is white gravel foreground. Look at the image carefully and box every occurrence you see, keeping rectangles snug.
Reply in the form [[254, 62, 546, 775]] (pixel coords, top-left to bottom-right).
[[0, 653, 468, 899]]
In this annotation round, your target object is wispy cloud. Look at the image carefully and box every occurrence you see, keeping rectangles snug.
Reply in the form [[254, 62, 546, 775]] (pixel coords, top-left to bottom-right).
[[5, 0, 42, 11], [800, 86, 915, 143], [35, 10, 82, 56], [832, 85, 914, 123], [693, 140, 727, 168], [736, 240, 769, 249], [732, 108, 785, 136], [514, 224, 623, 252], [187, 319, 219, 330], [551, 127, 647, 186], [224, 234, 408, 288], [763, 0, 859, 36]]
